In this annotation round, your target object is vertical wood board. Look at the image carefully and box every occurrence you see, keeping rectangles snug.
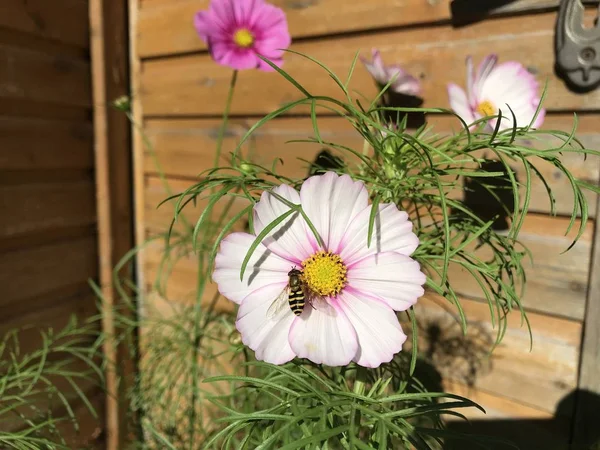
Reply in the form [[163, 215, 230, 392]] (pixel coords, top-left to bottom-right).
[[90, 0, 134, 448]]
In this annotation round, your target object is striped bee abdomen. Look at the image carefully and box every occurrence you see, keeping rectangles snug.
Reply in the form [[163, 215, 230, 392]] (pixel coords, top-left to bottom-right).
[[288, 287, 305, 316]]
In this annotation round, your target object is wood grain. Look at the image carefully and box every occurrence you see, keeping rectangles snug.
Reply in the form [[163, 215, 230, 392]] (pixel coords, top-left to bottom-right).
[[0, 181, 96, 241], [136, 0, 573, 58], [446, 215, 593, 321], [0, 27, 88, 60], [446, 381, 553, 419], [141, 116, 600, 217], [0, 0, 89, 49], [139, 13, 600, 116], [0, 117, 93, 170], [0, 236, 98, 309], [0, 282, 94, 326], [0, 99, 90, 121], [0, 44, 91, 106], [573, 194, 600, 446], [0, 293, 98, 356], [0, 1, 104, 445], [416, 294, 581, 414]]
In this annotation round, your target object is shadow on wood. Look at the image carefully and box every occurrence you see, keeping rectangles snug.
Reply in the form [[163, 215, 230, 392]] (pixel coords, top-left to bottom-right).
[[404, 315, 598, 449], [452, 159, 517, 232], [381, 92, 426, 129], [450, 0, 520, 27], [307, 149, 345, 177], [447, 389, 600, 450]]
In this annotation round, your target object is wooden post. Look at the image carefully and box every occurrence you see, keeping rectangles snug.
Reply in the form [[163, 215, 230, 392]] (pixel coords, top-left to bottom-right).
[[573, 185, 600, 448], [89, 1, 134, 448], [128, 0, 146, 300]]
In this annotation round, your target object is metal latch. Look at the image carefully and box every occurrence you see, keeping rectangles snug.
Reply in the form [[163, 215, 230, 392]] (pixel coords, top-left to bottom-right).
[[555, 0, 600, 91]]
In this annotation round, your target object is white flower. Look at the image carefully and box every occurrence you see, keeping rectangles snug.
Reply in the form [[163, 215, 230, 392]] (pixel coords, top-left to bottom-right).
[[448, 54, 545, 130], [213, 172, 426, 368], [361, 49, 421, 96]]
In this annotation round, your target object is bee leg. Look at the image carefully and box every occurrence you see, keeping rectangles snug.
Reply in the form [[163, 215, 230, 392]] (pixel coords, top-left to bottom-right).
[[303, 287, 318, 311]]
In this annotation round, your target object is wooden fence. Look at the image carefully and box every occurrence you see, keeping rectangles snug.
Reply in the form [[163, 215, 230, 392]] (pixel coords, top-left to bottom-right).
[[130, 0, 600, 448], [0, 0, 102, 446], [0, 0, 132, 447]]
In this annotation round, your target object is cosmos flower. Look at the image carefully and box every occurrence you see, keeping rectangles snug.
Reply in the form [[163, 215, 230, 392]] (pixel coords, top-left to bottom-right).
[[213, 172, 426, 368], [194, 0, 291, 71], [447, 54, 545, 131], [361, 49, 421, 96]]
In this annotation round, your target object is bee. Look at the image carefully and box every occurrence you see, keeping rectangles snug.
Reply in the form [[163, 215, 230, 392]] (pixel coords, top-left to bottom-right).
[[267, 268, 308, 318], [284, 267, 306, 315], [266, 268, 336, 319]]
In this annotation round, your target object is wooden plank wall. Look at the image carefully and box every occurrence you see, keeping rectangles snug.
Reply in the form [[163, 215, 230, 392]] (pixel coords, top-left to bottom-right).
[[0, 0, 104, 447], [131, 0, 600, 448]]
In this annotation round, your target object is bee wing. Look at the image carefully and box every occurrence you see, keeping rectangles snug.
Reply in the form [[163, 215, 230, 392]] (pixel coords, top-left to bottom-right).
[[266, 285, 291, 320], [308, 293, 337, 317]]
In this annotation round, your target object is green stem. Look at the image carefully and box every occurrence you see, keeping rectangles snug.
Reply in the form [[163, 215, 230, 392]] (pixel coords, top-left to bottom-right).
[[353, 366, 368, 396], [188, 255, 205, 450], [126, 112, 192, 232], [189, 70, 239, 450], [214, 70, 239, 169], [349, 366, 368, 448]]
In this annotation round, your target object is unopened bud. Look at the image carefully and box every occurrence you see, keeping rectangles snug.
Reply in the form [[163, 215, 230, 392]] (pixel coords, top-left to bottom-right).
[[239, 161, 256, 175], [113, 95, 131, 112]]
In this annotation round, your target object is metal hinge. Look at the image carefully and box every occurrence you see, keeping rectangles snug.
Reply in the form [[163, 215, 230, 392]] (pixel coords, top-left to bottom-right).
[[555, 0, 600, 91]]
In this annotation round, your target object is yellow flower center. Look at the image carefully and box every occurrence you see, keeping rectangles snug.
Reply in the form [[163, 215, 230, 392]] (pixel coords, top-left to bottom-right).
[[476, 100, 497, 117], [302, 251, 347, 297], [233, 29, 254, 48]]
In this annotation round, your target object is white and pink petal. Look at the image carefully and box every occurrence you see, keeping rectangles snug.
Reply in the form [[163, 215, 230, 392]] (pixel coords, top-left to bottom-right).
[[338, 289, 407, 368], [236, 283, 297, 364], [347, 252, 426, 312], [288, 298, 358, 366], [472, 54, 498, 100], [339, 203, 419, 265], [213, 232, 292, 305], [478, 61, 544, 130], [361, 49, 388, 85], [253, 184, 316, 264], [389, 70, 421, 96], [448, 83, 476, 126], [300, 172, 369, 253]]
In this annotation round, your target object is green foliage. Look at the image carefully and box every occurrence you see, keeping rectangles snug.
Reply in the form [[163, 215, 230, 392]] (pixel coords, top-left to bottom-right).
[[171, 53, 599, 348], [201, 359, 504, 450], [109, 52, 598, 449], [0, 317, 103, 450]]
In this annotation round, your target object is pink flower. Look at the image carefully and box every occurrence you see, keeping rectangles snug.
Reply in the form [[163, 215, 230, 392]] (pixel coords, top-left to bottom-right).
[[361, 49, 421, 96], [213, 172, 426, 368], [447, 54, 545, 130], [194, 0, 291, 71]]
